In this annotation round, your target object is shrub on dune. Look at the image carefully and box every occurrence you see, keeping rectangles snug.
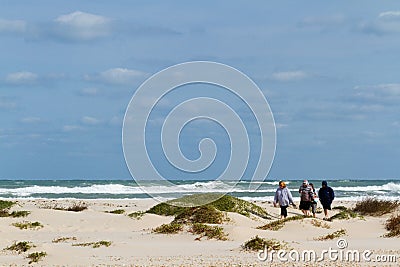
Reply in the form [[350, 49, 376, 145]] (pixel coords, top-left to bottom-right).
[[353, 198, 399, 216], [384, 214, 400, 237]]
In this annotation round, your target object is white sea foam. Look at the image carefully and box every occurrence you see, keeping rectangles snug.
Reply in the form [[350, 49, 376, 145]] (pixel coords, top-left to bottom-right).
[[333, 182, 400, 192], [0, 181, 399, 198]]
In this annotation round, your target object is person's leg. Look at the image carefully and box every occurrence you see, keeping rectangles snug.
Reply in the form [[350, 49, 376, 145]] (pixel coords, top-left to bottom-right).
[[281, 205, 288, 218], [305, 202, 311, 216]]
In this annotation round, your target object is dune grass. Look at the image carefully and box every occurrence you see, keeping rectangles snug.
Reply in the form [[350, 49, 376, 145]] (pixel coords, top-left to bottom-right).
[[128, 211, 145, 219], [72, 240, 112, 248], [384, 214, 400, 237], [311, 219, 331, 229], [242, 235, 287, 251], [12, 221, 43, 230], [9, 211, 31, 218], [147, 194, 270, 219], [0, 210, 31, 218], [0, 200, 21, 217], [315, 229, 347, 241], [153, 223, 183, 234], [257, 215, 305, 231], [329, 209, 362, 221], [353, 198, 399, 216], [149, 194, 267, 240], [333, 206, 348, 211], [42, 201, 88, 212], [27, 251, 47, 264], [5, 241, 35, 253], [190, 223, 228, 240], [106, 209, 125, 214], [52, 237, 77, 243], [0, 200, 15, 210], [173, 205, 225, 224]]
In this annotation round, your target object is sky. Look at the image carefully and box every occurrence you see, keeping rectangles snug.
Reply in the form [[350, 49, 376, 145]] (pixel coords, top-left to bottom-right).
[[0, 1, 400, 180]]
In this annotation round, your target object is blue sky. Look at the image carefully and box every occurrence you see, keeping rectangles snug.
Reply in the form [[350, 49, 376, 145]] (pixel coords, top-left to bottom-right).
[[1, 1, 399, 180]]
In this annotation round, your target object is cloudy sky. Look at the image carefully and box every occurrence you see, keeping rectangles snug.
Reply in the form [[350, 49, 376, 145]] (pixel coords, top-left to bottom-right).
[[1, 1, 399, 180]]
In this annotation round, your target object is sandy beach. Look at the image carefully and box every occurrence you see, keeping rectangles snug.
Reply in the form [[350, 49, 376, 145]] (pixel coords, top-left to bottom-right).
[[0, 198, 399, 266]]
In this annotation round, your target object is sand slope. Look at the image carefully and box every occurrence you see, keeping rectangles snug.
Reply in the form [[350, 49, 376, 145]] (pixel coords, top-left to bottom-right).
[[0, 199, 399, 266]]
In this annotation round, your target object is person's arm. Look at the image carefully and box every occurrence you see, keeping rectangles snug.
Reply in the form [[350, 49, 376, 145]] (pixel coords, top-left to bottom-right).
[[309, 188, 314, 200], [287, 188, 295, 206], [330, 188, 335, 201], [274, 190, 279, 206]]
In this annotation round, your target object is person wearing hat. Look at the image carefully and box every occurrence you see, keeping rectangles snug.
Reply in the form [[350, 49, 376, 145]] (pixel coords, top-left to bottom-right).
[[318, 180, 335, 220], [298, 180, 313, 216], [274, 181, 296, 219]]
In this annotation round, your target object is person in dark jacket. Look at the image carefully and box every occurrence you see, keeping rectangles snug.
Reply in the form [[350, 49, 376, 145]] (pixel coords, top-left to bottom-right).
[[318, 180, 335, 220]]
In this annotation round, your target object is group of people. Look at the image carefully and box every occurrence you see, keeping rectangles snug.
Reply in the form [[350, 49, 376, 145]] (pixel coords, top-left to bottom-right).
[[273, 180, 335, 220]]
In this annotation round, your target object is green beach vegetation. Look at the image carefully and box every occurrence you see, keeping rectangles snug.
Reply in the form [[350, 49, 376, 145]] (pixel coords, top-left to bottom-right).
[[147, 194, 270, 219], [329, 208, 363, 221], [257, 215, 305, 231], [153, 223, 183, 234], [128, 211, 145, 219], [315, 229, 347, 241], [52, 237, 77, 243], [106, 209, 125, 214], [41, 201, 88, 212], [242, 236, 287, 251], [0, 200, 15, 211], [72, 241, 112, 248], [353, 198, 399, 216], [311, 219, 331, 229], [149, 194, 270, 240], [27, 251, 47, 264], [0, 200, 30, 218], [12, 221, 43, 230], [5, 241, 35, 253], [190, 223, 228, 240], [384, 214, 400, 237]]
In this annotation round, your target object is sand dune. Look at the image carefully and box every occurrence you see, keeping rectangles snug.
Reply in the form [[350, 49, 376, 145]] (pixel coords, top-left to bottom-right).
[[0, 198, 399, 266]]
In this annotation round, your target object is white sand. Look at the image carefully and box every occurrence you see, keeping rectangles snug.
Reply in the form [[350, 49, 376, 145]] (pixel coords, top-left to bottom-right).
[[0, 198, 399, 266]]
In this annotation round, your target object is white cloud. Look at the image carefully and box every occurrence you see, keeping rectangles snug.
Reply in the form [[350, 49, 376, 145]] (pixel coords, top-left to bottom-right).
[[359, 11, 400, 35], [0, 100, 16, 110], [81, 116, 101, 125], [79, 87, 99, 96], [85, 68, 147, 85], [271, 71, 309, 81], [53, 11, 111, 41], [358, 104, 385, 112], [21, 117, 41, 123], [299, 14, 346, 30], [109, 116, 122, 126], [62, 125, 83, 132], [355, 83, 400, 96], [354, 84, 400, 105], [392, 121, 400, 127], [5, 71, 38, 85], [276, 123, 289, 129], [378, 11, 400, 20], [0, 18, 26, 34]]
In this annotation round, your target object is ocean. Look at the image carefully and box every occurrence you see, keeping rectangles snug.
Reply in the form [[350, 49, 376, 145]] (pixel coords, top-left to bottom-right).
[[0, 179, 399, 201]]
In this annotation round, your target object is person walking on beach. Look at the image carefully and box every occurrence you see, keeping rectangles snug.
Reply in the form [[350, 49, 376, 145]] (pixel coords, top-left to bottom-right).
[[309, 183, 318, 218], [274, 181, 296, 219], [299, 180, 313, 216], [318, 180, 335, 220]]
